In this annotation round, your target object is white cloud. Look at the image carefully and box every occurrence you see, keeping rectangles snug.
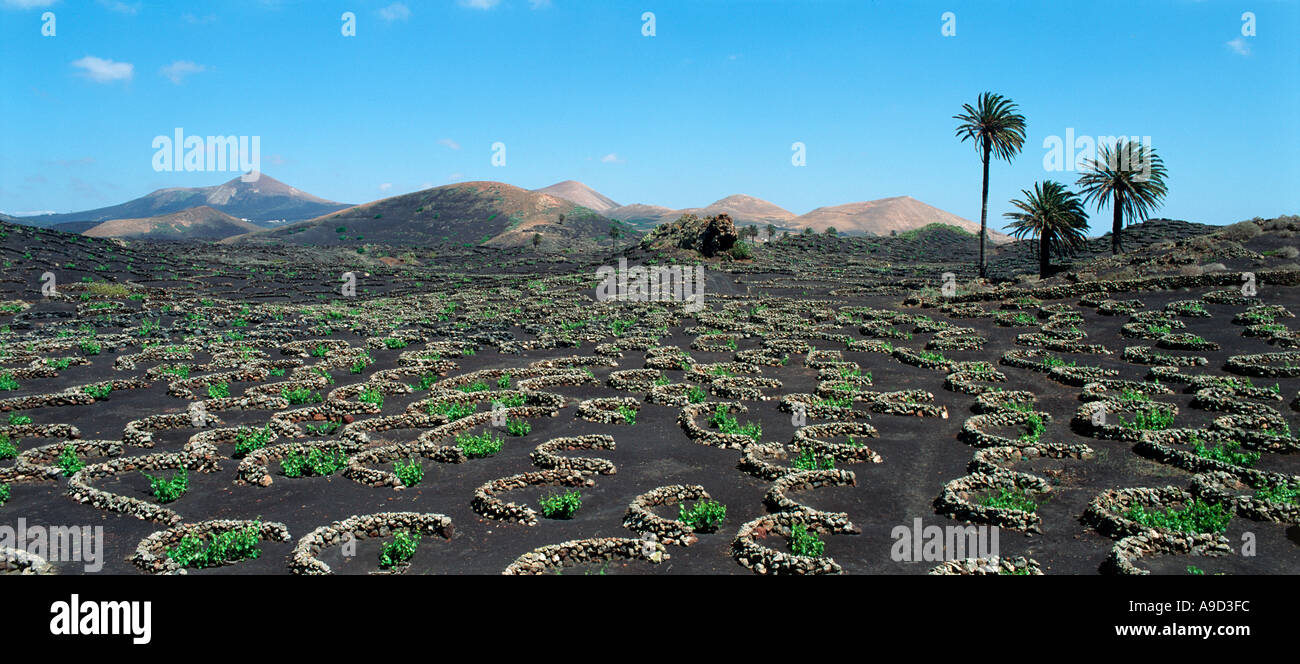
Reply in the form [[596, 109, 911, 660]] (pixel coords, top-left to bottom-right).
[[378, 2, 410, 21], [529, 0, 552, 8], [379, 183, 393, 192], [3, 0, 55, 8], [96, 0, 140, 14], [160, 60, 208, 84], [447, 173, 464, 181], [438, 138, 461, 151], [458, 0, 500, 9], [1226, 37, 1251, 56], [600, 153, 625, 164], [71, 56, 133, 83]]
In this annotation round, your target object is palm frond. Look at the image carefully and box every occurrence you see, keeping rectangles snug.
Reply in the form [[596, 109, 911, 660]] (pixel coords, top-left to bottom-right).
[[952, 91, 1027, 163]]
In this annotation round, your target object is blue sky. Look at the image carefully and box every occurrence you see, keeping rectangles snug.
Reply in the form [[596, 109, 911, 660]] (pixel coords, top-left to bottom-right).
[[2, 0, 1297, 234]]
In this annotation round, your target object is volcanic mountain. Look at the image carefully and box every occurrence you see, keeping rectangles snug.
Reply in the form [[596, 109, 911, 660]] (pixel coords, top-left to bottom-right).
[[606, 194, 797, 231], [532, 180, 620, 213], [14, 174, 350, 227], [233, 181, 631, 250], [601, 203, 681, 231], [82, 206, 262, 241], [680, 195, 796, 227], [791, 196, 1013, 243]]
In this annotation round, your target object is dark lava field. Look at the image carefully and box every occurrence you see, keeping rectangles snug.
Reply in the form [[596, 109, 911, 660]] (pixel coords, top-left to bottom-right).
[[1, 217, 1298, 575]]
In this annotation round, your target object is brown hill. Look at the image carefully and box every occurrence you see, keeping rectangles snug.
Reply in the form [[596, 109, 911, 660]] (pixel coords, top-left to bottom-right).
[[15, 174, 349, 227], [233, 181, 630, 250], [680, 194, 796, 227], [792, 196, 1013, 243], [607, 194, 796, 231], [603, 203, 680, 230], [83, 206, 261, 241], [532, 180, 620, 212]]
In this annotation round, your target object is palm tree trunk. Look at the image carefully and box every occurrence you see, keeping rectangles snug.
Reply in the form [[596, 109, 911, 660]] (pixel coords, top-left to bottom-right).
[[979, 141, 991, 277], [1111, 189, 1124, 255], [1039, 234, 1050, 278]]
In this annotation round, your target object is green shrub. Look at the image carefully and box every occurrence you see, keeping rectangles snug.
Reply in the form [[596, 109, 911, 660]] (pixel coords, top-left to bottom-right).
[[1190, 436, 1259, 468], [166, 523, 263, 568], [5, 412, 29, 426], [539, 489, 581, 519], [57, 445, 83, 476], [457, 431, 503, 458], [789, 522, 824, 557], [0, 374, 19, 391], [1018, 414, 1046, 444], [379, 530, 420, 569], [281, 446, 347, 477], [82, 384, 112, 400], [304, 421, 340, 436], [206, 382, 229, 398], [1254, 482, 1299, 506], [0, 434, 17, 460], [678, 499, 726, 532], [394, 457, 424, 487], [79, 341, 102, 356], [708, 405, 761, 442], [143, 467, 189, 503], [234, 425, 273, 456], [358, 386, 384, 407], [506, 420, 531, 437], [281, 386, 323, 405], [429, 400, 477, 420], [1119, 405, 1175, 431], [980, 487, 1038, 512], [617, 404, 637, 425], [44, 357, 74, 370], [792, 446, 835, 470], [0, 482, 8, 506], [1124, 498, 1232, 534], [159, 365, 190, 379], [1118, 389, 1150, 402]]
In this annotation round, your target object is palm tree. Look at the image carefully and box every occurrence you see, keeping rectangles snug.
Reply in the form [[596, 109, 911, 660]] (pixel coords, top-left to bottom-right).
[[1075, 139, 1168, 255], [954, 92, 1028, 277], [1002, 181, 1090, 277]]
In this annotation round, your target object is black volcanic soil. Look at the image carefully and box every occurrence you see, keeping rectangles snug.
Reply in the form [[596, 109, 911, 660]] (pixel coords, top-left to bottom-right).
[[0, 217, 1297, 576]]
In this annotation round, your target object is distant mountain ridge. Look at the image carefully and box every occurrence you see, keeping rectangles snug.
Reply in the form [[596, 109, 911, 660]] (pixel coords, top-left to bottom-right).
[[13, 174, 350, 227], [605, 194, 797, 230], [11, 175, 1007, 245], [792, 196, 1013, 244], [234, 180, 630, 251], [83, 205, 262, 241], [533, 180, 620, 212], [589, 185, 996, 241]]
